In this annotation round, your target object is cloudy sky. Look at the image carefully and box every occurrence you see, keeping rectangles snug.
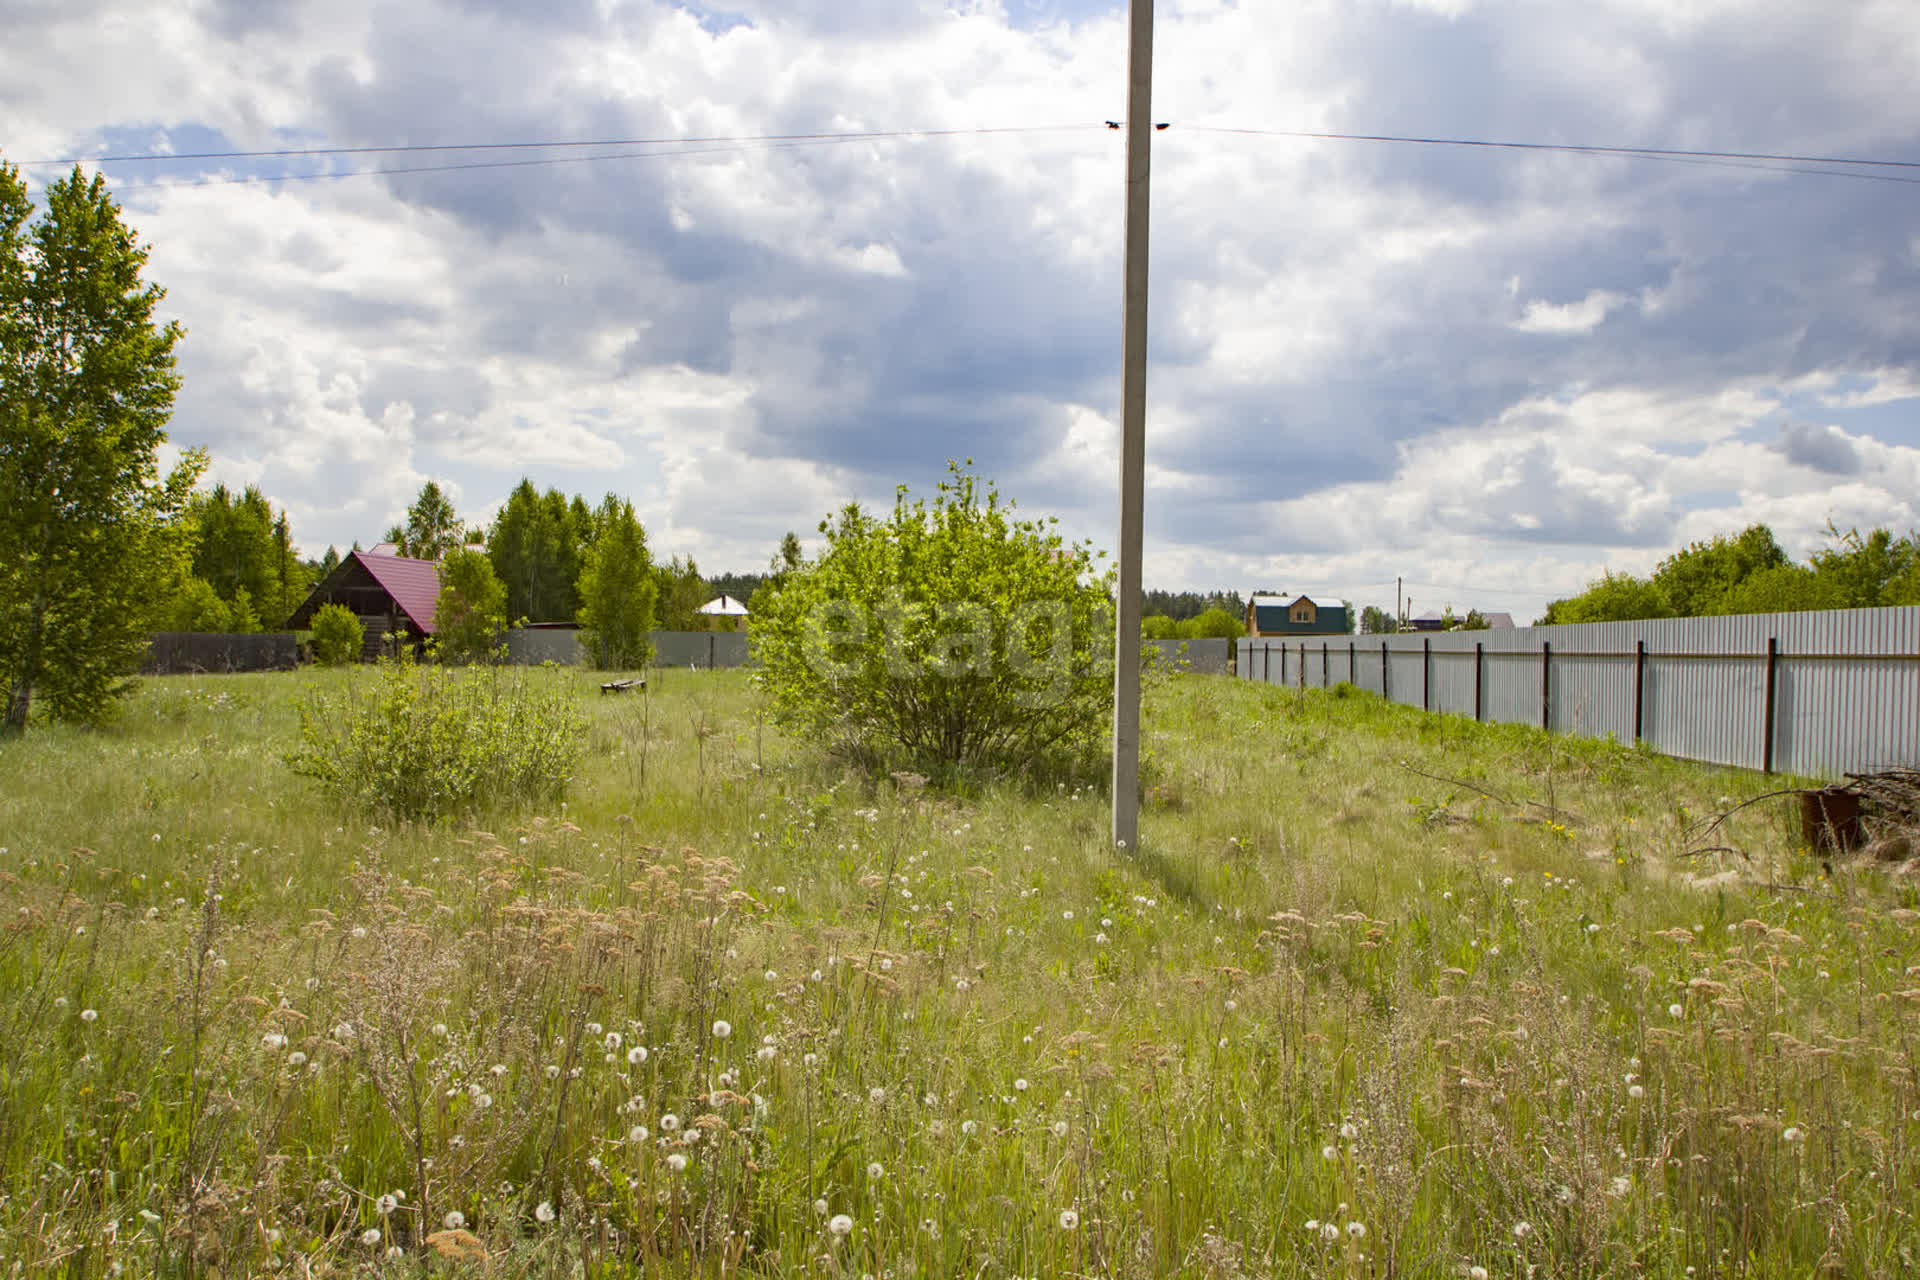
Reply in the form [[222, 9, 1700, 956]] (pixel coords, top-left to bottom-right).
[[7, 0, 1920, 622]]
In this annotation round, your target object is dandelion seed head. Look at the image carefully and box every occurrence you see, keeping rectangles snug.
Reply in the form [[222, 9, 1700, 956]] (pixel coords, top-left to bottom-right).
[[660, 1113, 680, 1131], [628, 1046, 648, 1065], [375, 1195, 397, 1216], [1782, 1126, 1805, 1143], [667, 1153, 688, 1172], [360, 1227, 381, 1246], [1347, 1222, 1365, 1239], [535, 1201, 556, 1223], [1321, 1223, 1340, 1242], [80, 1008, 98, 1023], [1470, 1269, 1489, 1280], [712, 1020, 732, 1039], [1058, 1209, 1079, 1231], [443, 1211, 465, 1230], [828, 1213, 854, 1237], [961, 1119, 978, 1135], [287, 1051, 308, 1067], [866, 1162, 884, 1179], [1513, 1221, 1531, 1240], [1014, 1078, 1029, 1092], [1339, 1122, 1357, 1140], [629, 1125, 649, 1143], [813, 1199, 829, 1216]]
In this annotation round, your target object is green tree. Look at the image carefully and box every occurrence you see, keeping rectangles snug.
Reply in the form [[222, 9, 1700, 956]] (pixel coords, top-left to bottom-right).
[[1179, 607, 1244, 639], [1808, 525, 1918, 608], [309, 602, 364, 666], [486, 480, 587, 622], [1651, 524, 1788, 616], [751, 462, 1113, 777], [1141, 614, 1180, 640], [1715, 563, 1847, 615], [1, 162, 203, 730], [1359, 605, 1393, 635], [167, 578, 242, 633], [576, 496, 657, 670], [317, 545, 341, 579], [654, 555, 709, 631], [400, 480, 463, 561], [433, 546, 508, 664], [1540, 572, 1676, 625]]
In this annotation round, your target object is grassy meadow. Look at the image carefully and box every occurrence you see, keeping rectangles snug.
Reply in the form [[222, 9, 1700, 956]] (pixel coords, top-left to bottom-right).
[[1, 665, 1917, 1278]]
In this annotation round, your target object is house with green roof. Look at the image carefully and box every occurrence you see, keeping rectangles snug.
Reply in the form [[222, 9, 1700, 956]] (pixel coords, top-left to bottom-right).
[[1245, 593, 1348, 636]]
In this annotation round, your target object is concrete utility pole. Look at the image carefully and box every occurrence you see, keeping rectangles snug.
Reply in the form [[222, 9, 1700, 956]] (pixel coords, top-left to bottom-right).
[[1112, 0, 1154, 851]]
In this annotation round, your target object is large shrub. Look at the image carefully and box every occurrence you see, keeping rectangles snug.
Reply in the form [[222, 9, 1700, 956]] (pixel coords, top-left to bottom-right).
[[287, 658, 583, 820], [751, 462, 1112, 777], [577, 496, 657, 670], [308, 603, 364, 666]]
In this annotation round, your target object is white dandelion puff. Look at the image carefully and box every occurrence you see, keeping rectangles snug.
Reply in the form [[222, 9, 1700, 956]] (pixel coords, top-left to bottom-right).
[[667, 1153, 688, 1172], [829, 1213, 854, 1237], [535, 1200, 556, 1223], [443, 1210, 465, 1230], [1058, 1209, 1080, 1230], [360, 1227, 382, 1246], [628, 1046, 648, 1065], [712, 1020, 732, 1039]]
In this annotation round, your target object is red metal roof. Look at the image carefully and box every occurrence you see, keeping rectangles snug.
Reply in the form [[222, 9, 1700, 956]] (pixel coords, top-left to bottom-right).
[[353, 551, 442, 634]]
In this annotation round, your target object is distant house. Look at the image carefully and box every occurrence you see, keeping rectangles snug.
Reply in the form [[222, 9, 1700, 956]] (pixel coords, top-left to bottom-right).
[[1409, 614, 1449, 633], [1482, 612, 1516, 630], [1246, 593, 1349, 636], [285, 550, 442, 658], [1413, 610, 1518, 632]]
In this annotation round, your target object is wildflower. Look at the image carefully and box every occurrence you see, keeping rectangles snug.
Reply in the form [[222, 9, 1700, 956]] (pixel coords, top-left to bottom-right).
[[1014, 1078, 1029, 1092], [1095, 932, 1109, 944], [546, 1065, 562, 1079], [1347, 1222, 1365, 1239], [1628, 1084, 1644, 1099], [879, 958, 893, 971], [712, 1020, 732, 1039], [1470, 1269, 1490, 1280], [1062, 910, 1074, 921], [350, 927, 366, 939], [803, 1053, 818, 1068], [764, 970, 778, 982], [431, 1023, 448, 1037], [813, 1198, 830, 1216], [443, 1210, 465, 1229], [757, 1046, 776, 1061], [870, 1086, 886, 1103], [1321, 1222, 1340, 1242], [262, 1033, 287, 1051], [287, 1051, 308, 1067], [1668, 1003, 1685, 1019], [629, 1125, 649, 1143], [660, 1114, 680, 1132], [1058, 1209, 1080, 1230], [627, 1045, 648, 1065], [604, 1031, 622, 1051], [1305, 1220, 1319, 1232], [1052, 1120, 1068, 1138], [1782, 1126, 1805, 1143], [1513, 1221, 1531, 1240], [53, 997, 67, 1010], [586, 1022, 603, 1036], [1339, 1122, 1357, 1140], [1322, 1145, 1338, 1161], [1610, 1176, 1632, 1197], [866, 1162, 885, 1179], [829, 1213, 854, 1237], [360, 1227, 382, 1246], [811, 969, 824, 982], [961, 1120, 978, 1135], [376, 1194, 398, 1216], [80, 1009, 98, 1023], [667, 1153, 688, 1172]]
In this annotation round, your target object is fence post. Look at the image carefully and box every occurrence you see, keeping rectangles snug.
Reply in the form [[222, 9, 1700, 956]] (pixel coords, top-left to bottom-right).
[[1422, 637, 1431, 711], [1381, 642, 1389, 700], [1349, 641, 1355, 686], [1633, 639, 1646, 742], [1474, 641, 1484, 721], [1540, 641, 1552, 731], [1281, 644, 1287, 685], [1762, 637, 1779, 774], [1299, 643, 1307, 690], [1323, 642, 1329, 686]]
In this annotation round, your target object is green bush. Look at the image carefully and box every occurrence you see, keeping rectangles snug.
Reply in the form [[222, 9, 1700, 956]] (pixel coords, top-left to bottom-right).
[[309, 604, 364, 666], [751, 462, 1113, 778], [286, 658, 584, 820], [433, 546, 507, 664]]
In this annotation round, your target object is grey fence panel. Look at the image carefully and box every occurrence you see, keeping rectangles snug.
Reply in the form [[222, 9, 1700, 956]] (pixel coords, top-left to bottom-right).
[[505, 629, 582, 665], [649, 630, 751, 669], [1428, 645, 1479, 718], [144, 632, 299, 674], [1550, 653, 1637, 742], [1144, 637, 1232, 674]]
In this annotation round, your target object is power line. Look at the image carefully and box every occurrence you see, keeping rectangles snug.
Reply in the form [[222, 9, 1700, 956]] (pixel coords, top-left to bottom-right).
[[22, 124, 1100, 168], [1182, 124, 1920, 171]]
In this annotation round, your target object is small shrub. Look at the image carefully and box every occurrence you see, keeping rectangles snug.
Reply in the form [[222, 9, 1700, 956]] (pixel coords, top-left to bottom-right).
[[751, 461, 1112, 778], [309, 604, 364, 666], [287, 657, 584, 820]]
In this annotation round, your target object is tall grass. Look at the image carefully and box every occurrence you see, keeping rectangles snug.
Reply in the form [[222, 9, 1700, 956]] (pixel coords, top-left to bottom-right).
[[0, 666, 1913, 1277]]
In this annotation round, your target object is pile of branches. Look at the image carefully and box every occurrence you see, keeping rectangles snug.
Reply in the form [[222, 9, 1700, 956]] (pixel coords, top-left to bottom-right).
[[1846, 768, 1920, 830]]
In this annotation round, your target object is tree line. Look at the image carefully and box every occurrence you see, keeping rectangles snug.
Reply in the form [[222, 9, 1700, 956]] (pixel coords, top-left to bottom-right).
[[1540, 523, 1920, 624]]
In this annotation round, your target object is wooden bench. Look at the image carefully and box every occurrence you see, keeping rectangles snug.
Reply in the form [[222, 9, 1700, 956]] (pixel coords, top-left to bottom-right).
[[600, 678, 646, 695]]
